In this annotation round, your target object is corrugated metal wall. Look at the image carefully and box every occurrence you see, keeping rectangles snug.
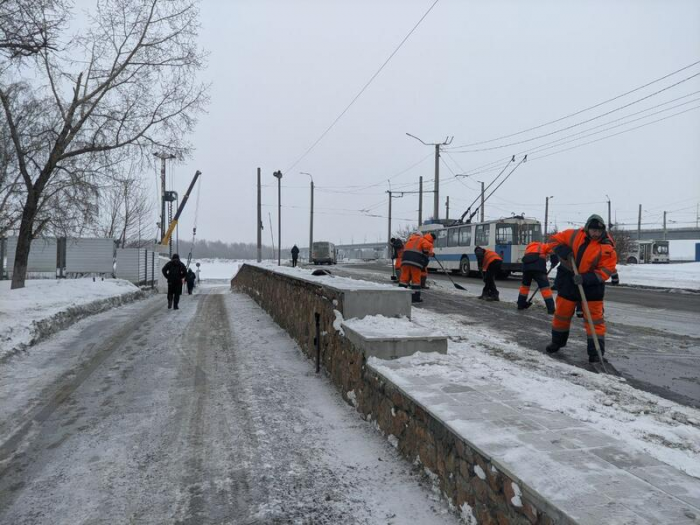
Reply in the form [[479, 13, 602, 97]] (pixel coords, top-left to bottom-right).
[[4, 237, 58, 277], [115, 248, 157, 285], [65, 238, 116, 274]]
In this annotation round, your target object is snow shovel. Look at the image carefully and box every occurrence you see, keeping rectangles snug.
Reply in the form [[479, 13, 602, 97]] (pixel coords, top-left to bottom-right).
[[524, 263, 559, 308], [570, 259, 608, 373], [431, 257, 467, 291]]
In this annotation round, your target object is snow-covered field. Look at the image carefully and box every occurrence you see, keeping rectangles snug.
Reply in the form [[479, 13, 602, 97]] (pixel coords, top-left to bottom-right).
[[192, 258, 247, 280], [615, 261, 700, 290], [0, 278, 140, 359]]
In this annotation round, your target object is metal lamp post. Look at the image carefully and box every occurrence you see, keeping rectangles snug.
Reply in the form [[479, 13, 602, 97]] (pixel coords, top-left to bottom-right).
[[545, 196, 554, 238], [273, 170, 283, 265], [300, 172, 314, 264]]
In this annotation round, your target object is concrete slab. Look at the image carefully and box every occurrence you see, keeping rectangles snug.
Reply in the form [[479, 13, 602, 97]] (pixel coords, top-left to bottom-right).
[[341, 288, 411, 320], [342, 321, 447, 359]]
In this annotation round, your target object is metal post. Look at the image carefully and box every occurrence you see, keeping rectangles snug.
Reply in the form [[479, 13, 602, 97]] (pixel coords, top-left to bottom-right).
[[480, 181, 485, 222], [387, 191, 392, 246], [273, 171, 283, 265], [418, 176, 423, 226], [445, 196, 449, 221], [309, 180, 314, 264], [434, 144, 440, 220], [638, 204, 642, 240], [606, 196, 612, 229], [544, 196, 549, 238], [257, 167, 262, 262], [663, 211, 667, 240], [153, 152, 176, 242]]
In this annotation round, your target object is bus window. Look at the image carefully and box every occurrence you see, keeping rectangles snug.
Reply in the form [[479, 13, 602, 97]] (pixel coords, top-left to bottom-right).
[[654, 244, 668, 254], [435, 229, 447, 248], [519, 223, 542, 244], [475, 224, 490, 246], [459, 226, 472, 246], [496, 223, 516, 245], [449, 228, 459, 246]]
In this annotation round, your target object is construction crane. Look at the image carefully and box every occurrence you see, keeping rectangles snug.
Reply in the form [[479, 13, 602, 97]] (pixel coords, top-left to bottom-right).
[[160, 170, 202, 248]]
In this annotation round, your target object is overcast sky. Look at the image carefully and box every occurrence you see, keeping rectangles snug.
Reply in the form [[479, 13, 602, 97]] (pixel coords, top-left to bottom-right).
[[142, 0, 700, 247]]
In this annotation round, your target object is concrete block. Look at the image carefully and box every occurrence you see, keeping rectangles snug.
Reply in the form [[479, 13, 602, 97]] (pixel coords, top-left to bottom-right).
[[341, 288, 411, 319], [342, 321, 447, 360]]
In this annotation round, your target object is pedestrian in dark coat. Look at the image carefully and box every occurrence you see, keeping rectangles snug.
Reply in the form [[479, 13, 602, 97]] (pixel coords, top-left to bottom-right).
[[162, 253, 187, 309], [186, 268, 196, 295], [291, 245, 300, 267]]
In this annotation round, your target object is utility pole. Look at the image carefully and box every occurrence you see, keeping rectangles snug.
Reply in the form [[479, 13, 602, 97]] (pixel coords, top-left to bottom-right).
[[663, 211, 667, 240], [301, 172, 314, 263], [480, 181, 485, 222], [445, 196, 449, 221], [273, 170, 283, 265], [153, 152, 176, 242], [406, 133, 453, 221], [418, 176, 423, 226], [257, 167, 262, 262], [387, 190, 393, 246], [638, 204, 642, 240], [606, 195, 612, 230], [545, 196, 554, 238]]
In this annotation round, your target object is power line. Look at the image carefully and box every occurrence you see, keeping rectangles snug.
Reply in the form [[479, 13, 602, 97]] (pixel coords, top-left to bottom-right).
[[450, 75, 700, 153], [284, 0, 440, 173], [448, 59, 700, 149]]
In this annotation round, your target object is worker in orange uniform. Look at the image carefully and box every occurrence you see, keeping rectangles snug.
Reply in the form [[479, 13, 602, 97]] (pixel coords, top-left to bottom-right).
[[420, 232, 435, 289], [517, 241, 558, 313], [474, 246, 503, 301], [400, 232, 435, 303], [546, 214, 617, 363]]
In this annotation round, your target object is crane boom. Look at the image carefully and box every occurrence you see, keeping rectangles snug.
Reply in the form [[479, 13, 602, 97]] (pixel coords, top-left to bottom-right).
[[160, 170, 202, 247]]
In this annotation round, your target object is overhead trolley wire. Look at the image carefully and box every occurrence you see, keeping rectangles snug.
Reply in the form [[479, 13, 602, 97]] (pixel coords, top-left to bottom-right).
[[284, 0, 441, 173], [448, 59, 700, 149], [450, 73, 700, 153]]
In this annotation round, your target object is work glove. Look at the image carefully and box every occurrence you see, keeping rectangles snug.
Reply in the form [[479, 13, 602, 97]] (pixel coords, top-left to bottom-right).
[[573, 274, 583, 286], [610, 273, 620, 286]]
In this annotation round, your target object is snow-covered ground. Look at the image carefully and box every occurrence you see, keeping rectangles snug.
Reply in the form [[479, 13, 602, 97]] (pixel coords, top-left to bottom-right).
[[191, 258, 247, 280], [0, 278, 140, 359], [365, 308, 700, 479], [615, 261, 700, 290]]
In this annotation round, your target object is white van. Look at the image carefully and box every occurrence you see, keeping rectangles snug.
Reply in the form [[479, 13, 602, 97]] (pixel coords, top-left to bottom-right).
[[312, 242, 337, 265]]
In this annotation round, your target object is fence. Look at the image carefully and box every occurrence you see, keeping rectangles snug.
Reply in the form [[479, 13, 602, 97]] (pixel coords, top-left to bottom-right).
[[1, 236, 158, 286]]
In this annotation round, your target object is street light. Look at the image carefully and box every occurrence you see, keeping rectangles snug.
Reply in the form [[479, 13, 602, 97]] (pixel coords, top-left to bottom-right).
[[545, 196, 554, 238], [273, 170, 283, 265], [300, 172, 314, 264]]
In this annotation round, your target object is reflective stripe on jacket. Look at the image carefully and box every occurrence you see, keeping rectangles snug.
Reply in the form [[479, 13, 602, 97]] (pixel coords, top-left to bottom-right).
[[401, 234, 431, 269]]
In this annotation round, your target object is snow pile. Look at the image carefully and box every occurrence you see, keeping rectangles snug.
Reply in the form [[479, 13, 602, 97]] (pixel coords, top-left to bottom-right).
[[343, 314, 441, 338], [0, 278, 141, 359], [248, 261, 399, 291], [615, 261, 700, 290], [370, 308, 700, 479]]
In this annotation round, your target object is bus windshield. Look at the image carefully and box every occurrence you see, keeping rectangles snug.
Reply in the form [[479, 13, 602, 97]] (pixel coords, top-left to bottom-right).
[[519, 223, 542, 244]]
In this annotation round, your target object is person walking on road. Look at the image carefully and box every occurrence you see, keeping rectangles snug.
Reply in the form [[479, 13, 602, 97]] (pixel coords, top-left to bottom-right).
[[162, 253, 188, 310], [517, 241, 558, 313], [291, 245, 300, 267], [475, 246, 503, 301], [546, 214, 618, 363], [185, 268, 196, 295], [399, 232, 434, 303]]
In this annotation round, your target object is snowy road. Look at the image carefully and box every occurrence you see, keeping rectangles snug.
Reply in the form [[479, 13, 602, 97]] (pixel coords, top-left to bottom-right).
[[333, 263, 700, 409], [0, 284, 460, 524]]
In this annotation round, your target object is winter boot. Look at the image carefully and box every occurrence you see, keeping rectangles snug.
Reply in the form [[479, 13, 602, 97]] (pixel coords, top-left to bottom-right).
[[421, 276, 430, 289], [545, 342, 561, 354], [411, 292, 423, 303], [167, 297, 172, 309]]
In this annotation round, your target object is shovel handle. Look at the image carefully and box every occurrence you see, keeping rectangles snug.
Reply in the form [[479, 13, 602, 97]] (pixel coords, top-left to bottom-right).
[[571, 259, 607, 373]]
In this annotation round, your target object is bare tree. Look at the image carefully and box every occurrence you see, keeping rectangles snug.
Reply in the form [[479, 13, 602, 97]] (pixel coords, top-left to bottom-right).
[[609, 225, 633, 264], [0, 0, 67, 60], [1, 0, 208, 288], [94, 167, 155, 247]]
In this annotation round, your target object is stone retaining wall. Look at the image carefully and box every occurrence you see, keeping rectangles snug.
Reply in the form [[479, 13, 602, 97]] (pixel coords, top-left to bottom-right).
[[233, 264, 562, 525]]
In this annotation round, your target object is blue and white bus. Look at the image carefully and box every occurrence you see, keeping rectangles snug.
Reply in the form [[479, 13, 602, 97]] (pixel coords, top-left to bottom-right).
[[419, 216, 543, 277]]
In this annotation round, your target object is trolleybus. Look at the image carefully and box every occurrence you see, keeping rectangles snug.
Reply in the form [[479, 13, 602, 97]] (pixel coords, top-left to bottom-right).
[[419, 216, 543, 277]]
